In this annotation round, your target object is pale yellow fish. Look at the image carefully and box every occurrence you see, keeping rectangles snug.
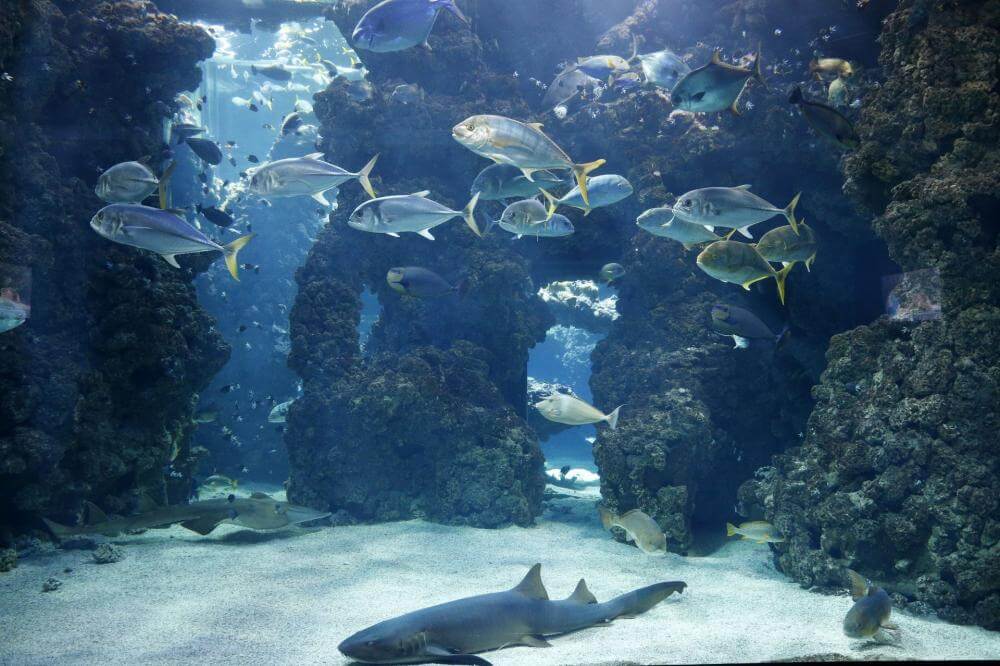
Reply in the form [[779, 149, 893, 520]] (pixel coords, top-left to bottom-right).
[[726, 520, 784, 543], [599, 506, 666, 554], [533, 393, 621, 429]]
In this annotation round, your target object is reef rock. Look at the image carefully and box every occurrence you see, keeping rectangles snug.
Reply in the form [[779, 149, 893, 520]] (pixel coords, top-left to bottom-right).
[[538, 280, 618, 334]]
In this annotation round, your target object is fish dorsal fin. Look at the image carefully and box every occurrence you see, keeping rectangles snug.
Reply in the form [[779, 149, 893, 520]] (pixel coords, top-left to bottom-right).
[[180, 517, 222, 535], [847, 569, 869, 601], [83, 501, 108, 525], [135, 493, 158, 513], [250, 492, 271, 500], [304, 152, 324, 160], [527, 122, 544, 131], [736, 184, 752, 190], [711, 50, 723, 65], [411, 190, 431, 197], [568, 579, 598, 604], [513, 563, 549, 600]]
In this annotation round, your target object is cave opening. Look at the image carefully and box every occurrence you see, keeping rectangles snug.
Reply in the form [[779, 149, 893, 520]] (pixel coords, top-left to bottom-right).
[[163, 17, 357, 488]]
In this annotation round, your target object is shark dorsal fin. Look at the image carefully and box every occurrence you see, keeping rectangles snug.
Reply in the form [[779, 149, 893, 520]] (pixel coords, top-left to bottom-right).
[[513, 563, 548, 600], [250, 492, 271, 500], [83, 501, 108, 525], [847, 569, 869, 601], [568, 578, 597, 604]]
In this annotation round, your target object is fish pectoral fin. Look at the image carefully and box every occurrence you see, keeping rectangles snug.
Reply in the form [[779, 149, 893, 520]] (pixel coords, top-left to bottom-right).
[[518, 635, 553, 648], [311, 191, 330, 206], [417, 229, 436, 240], [387, 232, 401, 238], [703, 225, 715, 232], [737, 226, 753, 239], [161, 254, 181, 268], [180, 517, 223, 535]]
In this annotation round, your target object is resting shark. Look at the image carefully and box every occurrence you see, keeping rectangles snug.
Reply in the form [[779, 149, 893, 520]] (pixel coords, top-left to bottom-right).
[[338, 563, 686, 665], [43, 492, 330, 538]]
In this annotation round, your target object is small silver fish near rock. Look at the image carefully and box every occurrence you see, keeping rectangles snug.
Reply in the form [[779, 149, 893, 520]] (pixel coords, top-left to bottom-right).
[[599, 506, 667, 555]]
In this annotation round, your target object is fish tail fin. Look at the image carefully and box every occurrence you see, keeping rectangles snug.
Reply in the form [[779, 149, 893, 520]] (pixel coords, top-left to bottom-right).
[[43, 517, 73, 540], [597, 505, 616, 530], [606, 405, 623, 430], [158, 160, 176, 210], [463, 192, 481, 237], [753, 43, 767, 90], [607, 581, 686, 619], [774, 262, 794, 305], [629, 34, 638, 62], [571, 159, 606, 208], [539, 188, 559, 219], [357, 154, 378, 198], [726, 522, 738, 537], [222, 234, 255, 281], [788, 85, 803, 105], [784, 193, 801, 234]]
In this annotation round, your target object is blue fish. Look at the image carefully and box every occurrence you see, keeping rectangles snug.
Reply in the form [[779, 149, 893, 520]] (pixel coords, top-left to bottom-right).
[[352, 0, 468, 53], [90, 204, 254, 281]]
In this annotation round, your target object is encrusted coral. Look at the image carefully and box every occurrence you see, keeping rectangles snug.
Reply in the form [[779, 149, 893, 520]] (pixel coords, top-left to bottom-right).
[[92, 542, 124, 564]]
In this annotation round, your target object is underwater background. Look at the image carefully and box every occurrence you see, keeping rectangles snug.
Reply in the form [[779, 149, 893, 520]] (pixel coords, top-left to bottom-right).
[[0, 0, 998, 663]]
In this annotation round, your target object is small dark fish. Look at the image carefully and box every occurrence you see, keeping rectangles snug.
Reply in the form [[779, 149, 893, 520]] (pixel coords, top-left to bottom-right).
[[200, 95, 207, 103], [185, 137, 223, 165], [789, 86, 859, 149], [220, 383, 239, 393], [247, 155, 260, 164], [226, 140, 237, 147], [559, 465, 571, 477], [262, 123, 274, 131], [386, 266, 465, 299], [248, 103, 259, 113], [280, 112, 303, 136], [238, 325, 247, 333], [242, 263, 258, 271], [251, 64, 292, 81], [229, 157, 237, 167], [196, 204, 235, 228], [197, 172, 208, 183]]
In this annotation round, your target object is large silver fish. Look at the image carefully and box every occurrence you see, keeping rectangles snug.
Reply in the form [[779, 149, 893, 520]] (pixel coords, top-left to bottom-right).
[[534, 393, 621, 429], [352, 0, 468, 53], [695, 240, 792, 305], [671, 48, 765, 115], [90, 204, 254, 280], [672, 185, 801, 238], [634, 49, 691, 90], [636, 207, 722, 249], [95, 161, 170, 205], [541, 174, 633, 215], [250, 153, 378, 205], [452, 114, 606, 207], [348, 191, 480, 240], [499, 213, 574, 239], [541, 67, 598, 110]]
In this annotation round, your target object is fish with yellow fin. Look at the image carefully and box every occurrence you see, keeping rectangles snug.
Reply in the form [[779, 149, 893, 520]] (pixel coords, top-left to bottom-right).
[[726, 520, 784, 543]]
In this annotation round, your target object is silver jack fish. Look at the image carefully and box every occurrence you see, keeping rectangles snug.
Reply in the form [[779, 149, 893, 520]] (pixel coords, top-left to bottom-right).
[[633, 49, 691, 91], [671, 47, 765, 115], [90, 204, 254, 281], [636, 207, 722, 249], [250, 152, 378, 205], [672, 185, 801, 237], [95, 160, 174, 206], [696, 240, 792, 305], [452, 114, 606, 207], [534, 393, 622, 429], [755, 222, 818, 271], [470, 164, 566, 201], [540, 174, 633, 215], [352, 0, 468, 53], [338, 563, 685, 665], [499, 213, 574, 239], [541, 67, 598, 110], [348, 191, 480, 240]]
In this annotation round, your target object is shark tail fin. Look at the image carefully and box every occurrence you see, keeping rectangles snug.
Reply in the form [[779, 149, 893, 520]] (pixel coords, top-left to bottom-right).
[[568, 578, 598, 604], [222, 234, 255, 281], [608, 581, 687, 619], [357, 154, 378, 199], [42, 517, 73, 539]]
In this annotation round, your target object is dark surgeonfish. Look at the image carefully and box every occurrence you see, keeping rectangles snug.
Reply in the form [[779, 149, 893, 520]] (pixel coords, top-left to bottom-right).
[[43, 493, 331, 538], [387, 266, 465, 298], [672, 47, 765, 115], [196, 204, 235, 228], [338, 563, 685, 665], [352, 0, 468, 53], [844, 569, 898, 643], [185, 137, 224, 165], [710, 303, 787, 349], [789, 86, 860, 149]]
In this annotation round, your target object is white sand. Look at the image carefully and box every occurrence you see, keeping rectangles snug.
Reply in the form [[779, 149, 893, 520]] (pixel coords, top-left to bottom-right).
[[1, 487, 998, 665]]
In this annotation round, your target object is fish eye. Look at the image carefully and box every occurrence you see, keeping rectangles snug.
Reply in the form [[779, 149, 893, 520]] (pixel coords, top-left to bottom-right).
[[683, 199, 692, 207]]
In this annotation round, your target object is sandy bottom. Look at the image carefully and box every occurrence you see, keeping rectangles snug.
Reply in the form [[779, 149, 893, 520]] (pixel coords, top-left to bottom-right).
[[2, 487, 998, 665]]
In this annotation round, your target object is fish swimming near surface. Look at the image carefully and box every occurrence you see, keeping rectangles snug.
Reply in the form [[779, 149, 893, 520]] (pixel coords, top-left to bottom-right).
[[541, 174, 633, 216], [250, 152, 378, 205], [636, 207, 722, 249], [387, 266, 465, 298], [598, 506, 667, 555], [349, 190, 481, 240], [337, 563, 686, 665], [755, 222, 818, 271], [672, 185, 801, 237], [452, 114, 606, 207], [844, 570, 898, 643], [534, 393, 621, 429], [185, 137, 224, 165], [268, 399, 294, 423], [696, 240, 793, 305], [710, 304, 787, 349], [0, 288, 30, 333], [633, 48, 691, 90], [43, 493, 330, 538], [499, 213, 575, 239], [95, 160, 173, 205], [599, 263, 625, 283], [90, 204, 254, 280], [789, 86, 860, 149], [251, 64, 292, 81], [352, 0, 468, 53], [726, 520, 784, 543], [671, 47, 765, 115], [541, 67, 598, 110], [471, 164, 567, 201]]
